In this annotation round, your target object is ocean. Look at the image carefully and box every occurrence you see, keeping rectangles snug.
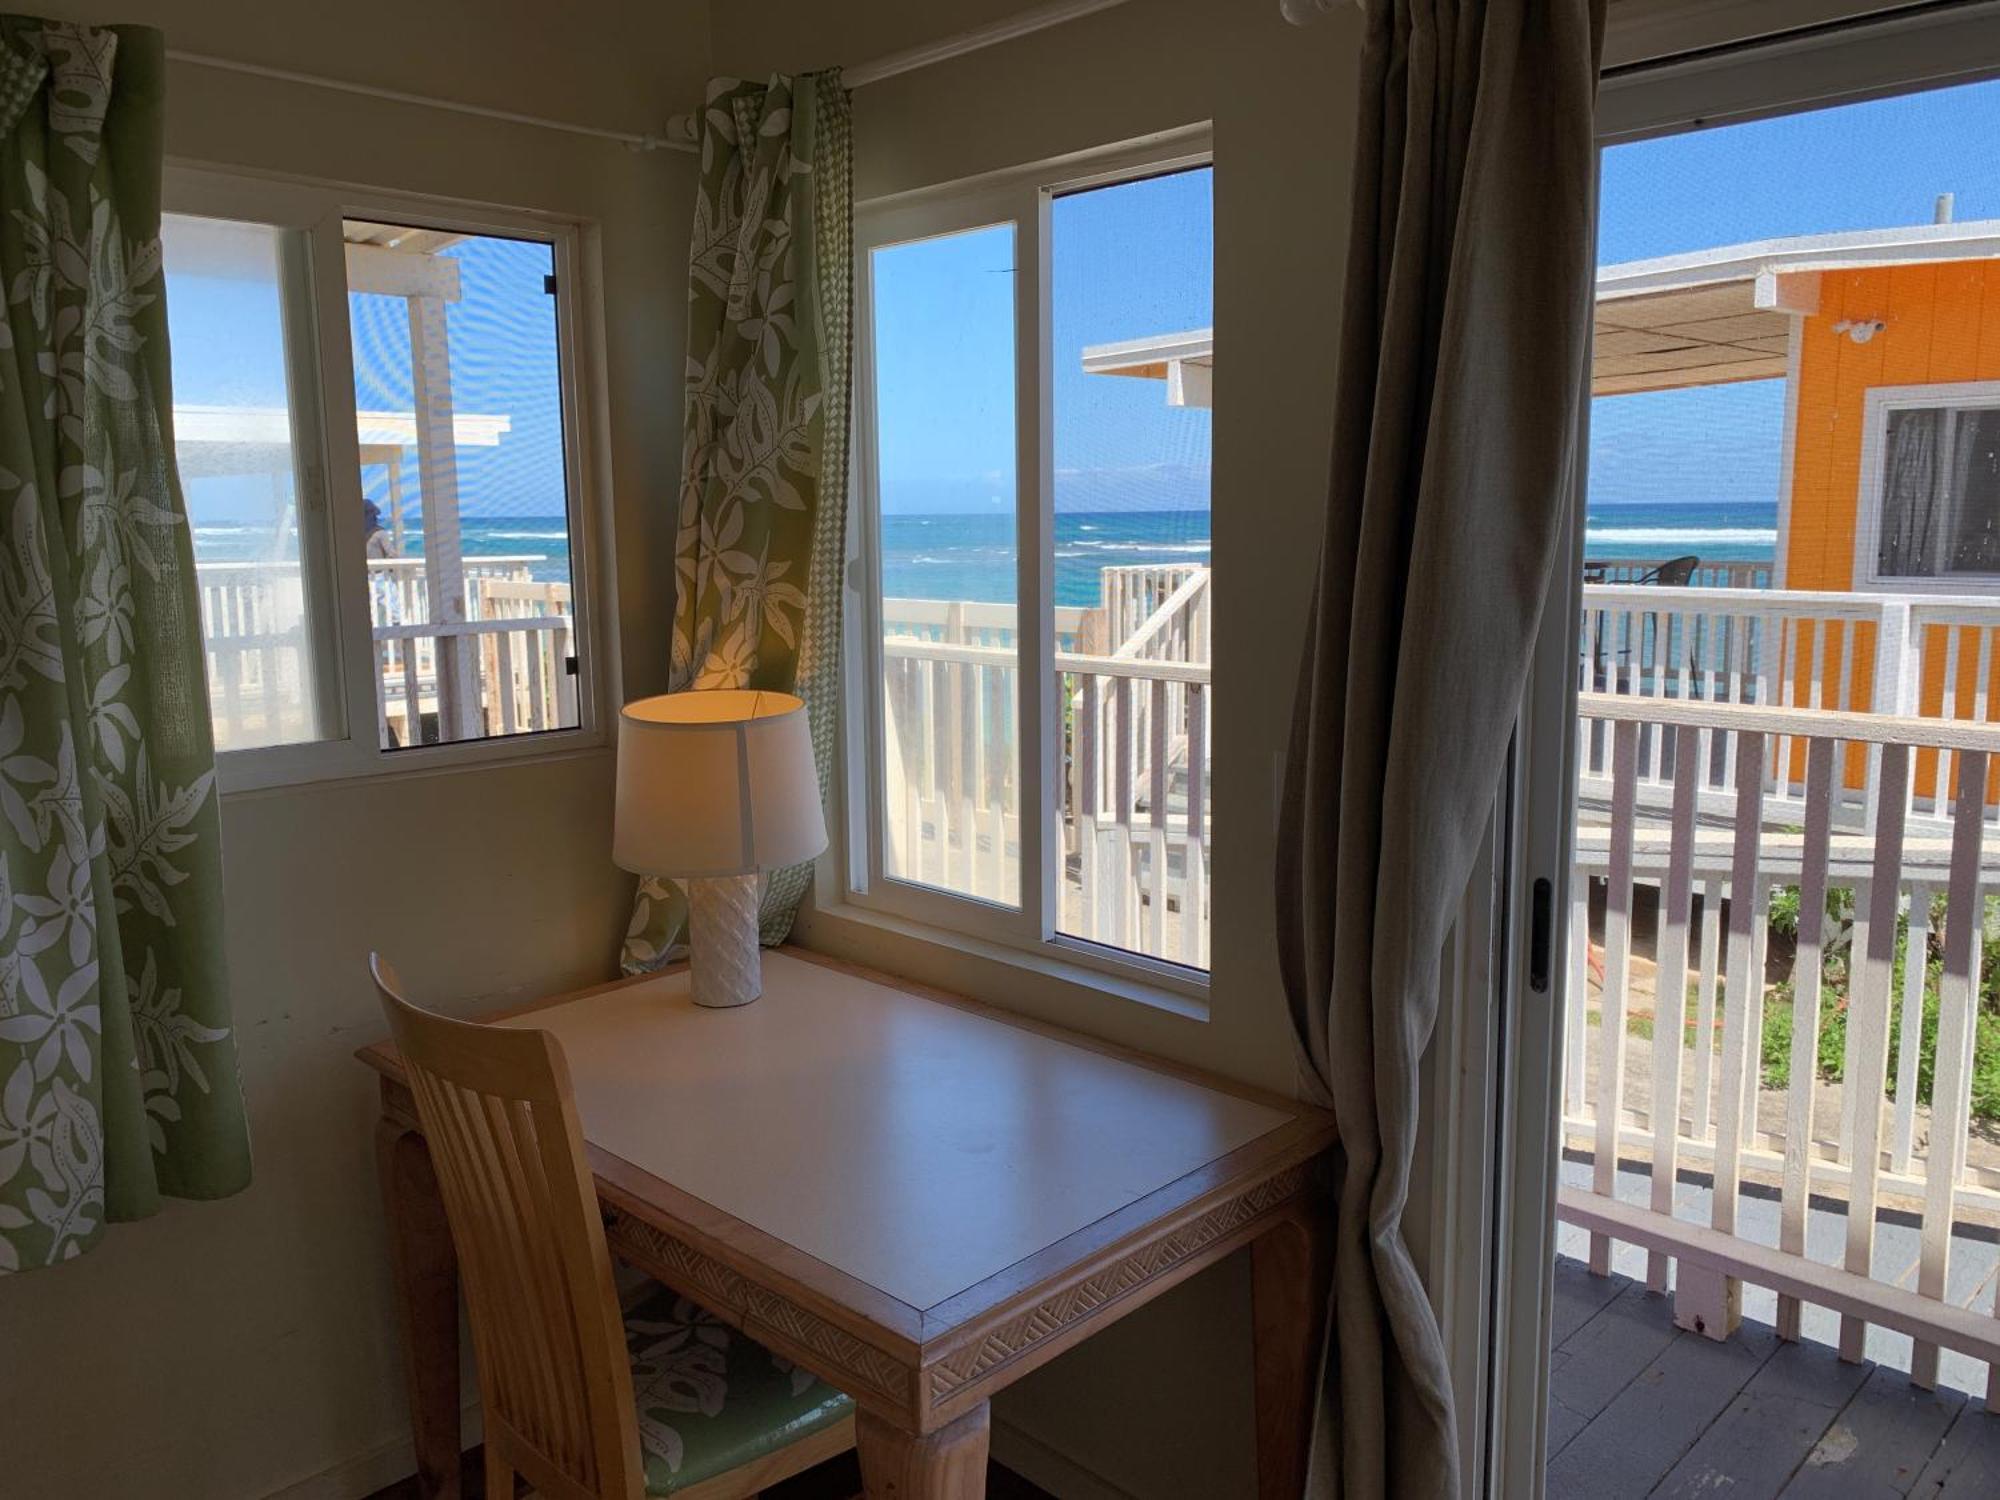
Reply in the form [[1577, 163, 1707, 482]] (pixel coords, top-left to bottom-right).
[[1584, 500, 1779, 567], [192, 516, 579, 585], [881, 501, 1782, 606], [885, 511, 1210, 608], [191, 499, 1781, 605]]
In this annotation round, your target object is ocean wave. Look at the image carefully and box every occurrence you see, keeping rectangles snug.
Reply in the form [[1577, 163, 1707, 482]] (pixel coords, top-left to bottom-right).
[[1584, 527, 1776, 544], [479, 529, 571, 541], [1069, 540, 1211, 554]]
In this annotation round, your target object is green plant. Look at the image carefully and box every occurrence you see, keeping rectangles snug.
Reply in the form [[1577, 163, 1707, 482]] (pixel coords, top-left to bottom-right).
[[1753, 886, 2000, 1121]]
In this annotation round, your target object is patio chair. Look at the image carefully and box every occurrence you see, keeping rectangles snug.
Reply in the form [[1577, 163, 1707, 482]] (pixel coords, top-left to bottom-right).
[[370, 955, 856, 1499], [1583, 555, 1702, 695], [1636, 554, 1700, 587]]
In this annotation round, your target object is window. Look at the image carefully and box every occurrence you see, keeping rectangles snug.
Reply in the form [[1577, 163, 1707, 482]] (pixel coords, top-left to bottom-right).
[[344, 221, 581, 748], [871, 223, 1021, 904], [161, 170, 595, 788], [850, 141, 1213, 986], [1863, 384, 2000, 583], [165, 214, 332, 752]]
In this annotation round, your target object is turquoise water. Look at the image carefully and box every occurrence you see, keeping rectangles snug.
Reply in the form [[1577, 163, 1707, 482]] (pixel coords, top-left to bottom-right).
[[191, 499, 1782, 603], [1584, 500, 1779, 567], [884, 510, 1210, 608], [193, 515, 577, 586], [880, 501, 1782, 606]]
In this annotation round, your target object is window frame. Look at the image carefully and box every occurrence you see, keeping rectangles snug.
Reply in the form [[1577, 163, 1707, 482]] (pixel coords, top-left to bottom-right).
[[162, 163, 607, 794], [840, 131, 1214, 1002], [1854, 378, 2000, 591]]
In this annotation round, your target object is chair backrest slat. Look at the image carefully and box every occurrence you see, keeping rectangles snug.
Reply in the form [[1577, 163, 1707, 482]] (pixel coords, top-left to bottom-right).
[[373, 955, 644, 1500]]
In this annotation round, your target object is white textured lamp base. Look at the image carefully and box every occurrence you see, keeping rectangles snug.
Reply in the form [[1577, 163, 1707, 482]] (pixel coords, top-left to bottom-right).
[[687, 873, 763, 1008]]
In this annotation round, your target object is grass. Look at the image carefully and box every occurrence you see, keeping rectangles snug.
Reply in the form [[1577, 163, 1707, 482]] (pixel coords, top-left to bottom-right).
[[1589, 885, 2000, 1124]]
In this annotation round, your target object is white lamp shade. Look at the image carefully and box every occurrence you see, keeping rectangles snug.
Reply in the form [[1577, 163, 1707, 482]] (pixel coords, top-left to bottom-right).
[[613, 690, 828, 877]]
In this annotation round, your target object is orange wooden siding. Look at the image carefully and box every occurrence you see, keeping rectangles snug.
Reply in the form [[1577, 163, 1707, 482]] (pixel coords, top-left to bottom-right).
[[1776, 258, 2000, 791], [1781, 259, 2000, 591]]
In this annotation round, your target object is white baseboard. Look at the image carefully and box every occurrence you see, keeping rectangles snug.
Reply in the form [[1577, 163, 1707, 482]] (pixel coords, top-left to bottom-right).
[[991, 1417, 1137, 1500], [263, 1404, 484, 1500]]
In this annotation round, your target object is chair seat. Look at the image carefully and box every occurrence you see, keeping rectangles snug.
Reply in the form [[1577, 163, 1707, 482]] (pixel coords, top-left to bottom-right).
[[624, 1284, 853, 1495]]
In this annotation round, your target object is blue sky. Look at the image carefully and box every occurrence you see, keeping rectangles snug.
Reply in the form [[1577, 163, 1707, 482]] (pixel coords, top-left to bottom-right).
[[166, 229, 565, 534], [168, 74, 2000, 540], [348, 237, 566, 524], [872, 166, 1214, 515], [1592, 76, 2000, 508]]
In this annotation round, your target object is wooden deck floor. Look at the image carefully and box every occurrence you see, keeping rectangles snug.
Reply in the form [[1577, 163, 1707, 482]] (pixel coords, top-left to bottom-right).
[[1548, 1255, 2000, 1498]]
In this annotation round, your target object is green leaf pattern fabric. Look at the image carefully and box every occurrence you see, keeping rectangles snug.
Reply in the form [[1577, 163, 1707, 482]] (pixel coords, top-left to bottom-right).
[[0, 18, 249, 1274], [623, 71, 852, 973], [624, 1285, 852, 1493]]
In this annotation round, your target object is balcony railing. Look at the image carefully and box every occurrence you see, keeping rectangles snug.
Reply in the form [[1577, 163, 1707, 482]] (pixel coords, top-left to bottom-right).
[[880, 563, 1212, 968], [1565, 681, 2000, 1406], [1584, 555, 1774, 590], [195, 555, 575, 751]]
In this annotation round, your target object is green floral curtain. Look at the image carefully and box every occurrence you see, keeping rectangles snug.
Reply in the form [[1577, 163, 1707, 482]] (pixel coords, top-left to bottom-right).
[[623, 71, 853, 973], [0, 19, 249, 1273]]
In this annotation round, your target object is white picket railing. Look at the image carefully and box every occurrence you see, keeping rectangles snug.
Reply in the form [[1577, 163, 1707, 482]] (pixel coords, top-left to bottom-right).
[[1563, 690, 2000, 1407], [879, 563, 1212, 967], [1584, 556, 1774, 590], [196, 556, 575, 750], [1577, 585, 2000, 830]]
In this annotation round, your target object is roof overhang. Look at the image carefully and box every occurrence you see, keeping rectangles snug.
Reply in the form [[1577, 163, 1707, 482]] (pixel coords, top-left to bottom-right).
[[1077, 221, 2000, 405], [1593, 218, 2000, 397], [1081, 327, 1213, 408], [173, 404, 511, 478]]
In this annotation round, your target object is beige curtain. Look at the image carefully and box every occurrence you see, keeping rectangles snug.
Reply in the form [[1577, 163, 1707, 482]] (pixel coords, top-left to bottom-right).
[[1274, 0, 1606, 1494]]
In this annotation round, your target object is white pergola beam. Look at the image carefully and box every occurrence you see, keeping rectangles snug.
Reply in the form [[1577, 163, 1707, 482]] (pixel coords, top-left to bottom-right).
[[407, 292, 478, 740], [346, 242, 462, 302]]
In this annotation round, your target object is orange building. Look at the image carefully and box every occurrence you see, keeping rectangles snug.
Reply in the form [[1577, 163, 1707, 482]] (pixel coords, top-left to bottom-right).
[[1596, 214, 2000, 596], [1594, 216, 2000, 784]]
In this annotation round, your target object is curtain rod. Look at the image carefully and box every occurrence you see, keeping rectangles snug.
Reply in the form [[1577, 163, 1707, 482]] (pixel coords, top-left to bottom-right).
[[171, 0, 1141, 158], [165, 50, 697, 154], [665, 0, 1137, 138]]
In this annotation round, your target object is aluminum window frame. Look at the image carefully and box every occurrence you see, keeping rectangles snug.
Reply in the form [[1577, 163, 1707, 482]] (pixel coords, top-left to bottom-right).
[[841, 131, 1214, 1002], [162, 163, 607, 795], [1491, 8, 2000, 1494], [1854, 378, 2000, 590]]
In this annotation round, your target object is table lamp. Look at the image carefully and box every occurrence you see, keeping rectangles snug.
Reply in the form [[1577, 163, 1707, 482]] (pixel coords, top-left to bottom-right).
[[612, 689, 827, 1008]]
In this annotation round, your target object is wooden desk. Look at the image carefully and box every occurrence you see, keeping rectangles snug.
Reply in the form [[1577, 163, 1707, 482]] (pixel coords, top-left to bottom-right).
[[359, 948, 1336, 1499]]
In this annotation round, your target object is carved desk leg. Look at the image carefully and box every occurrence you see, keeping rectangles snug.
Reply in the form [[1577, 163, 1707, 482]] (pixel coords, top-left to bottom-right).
[[857, 1403, 990, 1499], [377, 1117, 462, 1500], [1252, 1206, 1334, 1500]]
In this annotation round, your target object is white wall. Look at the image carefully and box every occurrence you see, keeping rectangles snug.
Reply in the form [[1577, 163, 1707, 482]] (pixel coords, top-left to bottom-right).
[[0, 5, 704, 1496]]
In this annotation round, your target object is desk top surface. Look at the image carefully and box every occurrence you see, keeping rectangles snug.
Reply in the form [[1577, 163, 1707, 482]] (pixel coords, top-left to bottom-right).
[[479, 951, 1297, 1312]]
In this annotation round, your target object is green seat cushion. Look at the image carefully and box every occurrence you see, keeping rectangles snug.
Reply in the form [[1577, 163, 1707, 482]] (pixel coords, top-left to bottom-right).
[[625, 1285, 853, 1495]]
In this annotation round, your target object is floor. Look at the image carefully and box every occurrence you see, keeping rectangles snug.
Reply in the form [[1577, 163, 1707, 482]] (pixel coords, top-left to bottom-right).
[[1559, 1152, 2000, 1395], [1547, 1254, 2000, 1498], [367, 1447, 1054, 1499]]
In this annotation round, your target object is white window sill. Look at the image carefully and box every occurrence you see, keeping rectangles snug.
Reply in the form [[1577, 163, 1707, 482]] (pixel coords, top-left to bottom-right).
[[796, 896, 1211, 1024], [217, 727, 609, 800]]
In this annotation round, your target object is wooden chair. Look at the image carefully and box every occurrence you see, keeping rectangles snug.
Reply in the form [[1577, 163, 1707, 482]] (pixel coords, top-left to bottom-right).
[[370, 955, 856, 1499]]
